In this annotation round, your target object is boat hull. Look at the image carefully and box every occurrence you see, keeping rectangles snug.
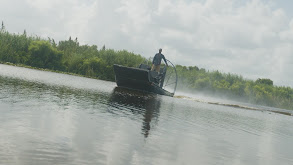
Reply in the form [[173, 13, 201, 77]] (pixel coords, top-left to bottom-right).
[[113, 64, 174, 97]]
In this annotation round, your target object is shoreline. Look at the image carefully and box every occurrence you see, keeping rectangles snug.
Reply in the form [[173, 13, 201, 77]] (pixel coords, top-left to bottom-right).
[[0, 61, 111, 81]]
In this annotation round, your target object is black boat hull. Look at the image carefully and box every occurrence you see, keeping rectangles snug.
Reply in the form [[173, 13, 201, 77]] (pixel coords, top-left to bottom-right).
[[113, 64, 174, 97]]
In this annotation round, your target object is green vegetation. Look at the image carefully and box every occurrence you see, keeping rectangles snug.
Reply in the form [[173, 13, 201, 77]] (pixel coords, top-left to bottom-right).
[[0, 23, 145, 81], [0, 23, 292, 110], [175, 66, 293, 109]]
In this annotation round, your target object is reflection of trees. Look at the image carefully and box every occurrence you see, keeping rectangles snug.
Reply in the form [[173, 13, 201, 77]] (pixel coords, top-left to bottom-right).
[[108, 87, 161, 138], [0, 76, 110, 110]]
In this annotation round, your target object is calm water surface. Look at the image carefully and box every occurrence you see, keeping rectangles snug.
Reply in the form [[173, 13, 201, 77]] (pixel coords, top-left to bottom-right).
[[0, 64, 293, 165]]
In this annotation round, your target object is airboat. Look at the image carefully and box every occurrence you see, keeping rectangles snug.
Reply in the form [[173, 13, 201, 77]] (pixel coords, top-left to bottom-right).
[[113, 60, 178, 97]]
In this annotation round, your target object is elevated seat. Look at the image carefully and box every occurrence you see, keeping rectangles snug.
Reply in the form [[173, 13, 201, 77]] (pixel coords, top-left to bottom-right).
[[138, 64, 151, 70], [150, 71, 163, 84], [150, 71, 159, 79]]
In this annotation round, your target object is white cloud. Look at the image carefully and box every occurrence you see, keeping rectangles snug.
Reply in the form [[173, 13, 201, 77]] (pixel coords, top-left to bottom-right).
[[117, 0, 152, 33], [1, 0, 293, 87], [25, 0, 63, 10]]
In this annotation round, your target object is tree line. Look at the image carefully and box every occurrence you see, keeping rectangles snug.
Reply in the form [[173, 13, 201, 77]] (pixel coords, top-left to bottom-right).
[[175, 65, 292, 109], [0, 23, 145, 81], [0, 24, 292, 110]]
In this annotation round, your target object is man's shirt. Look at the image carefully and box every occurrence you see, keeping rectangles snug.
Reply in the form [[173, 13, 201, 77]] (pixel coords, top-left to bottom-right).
[[152, 53, 167, 65]]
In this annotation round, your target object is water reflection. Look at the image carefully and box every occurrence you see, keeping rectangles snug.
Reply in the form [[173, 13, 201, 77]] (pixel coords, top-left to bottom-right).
[[108, 87, 161, 138], [1, 64, 293, 165]]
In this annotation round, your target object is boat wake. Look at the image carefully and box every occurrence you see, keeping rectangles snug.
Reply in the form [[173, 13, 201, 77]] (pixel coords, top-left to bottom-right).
[[175, 95, 293, 116]]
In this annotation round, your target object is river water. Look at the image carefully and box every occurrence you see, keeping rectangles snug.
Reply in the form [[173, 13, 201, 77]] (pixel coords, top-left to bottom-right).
[[0, 64, 293, 165]]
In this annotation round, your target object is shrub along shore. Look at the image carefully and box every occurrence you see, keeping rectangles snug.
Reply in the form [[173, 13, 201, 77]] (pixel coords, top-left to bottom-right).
[[0, 24, 292, 110]]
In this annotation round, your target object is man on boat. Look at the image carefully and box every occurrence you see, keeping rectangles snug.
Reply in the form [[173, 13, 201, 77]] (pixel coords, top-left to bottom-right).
[[151, 48, 168, 72]]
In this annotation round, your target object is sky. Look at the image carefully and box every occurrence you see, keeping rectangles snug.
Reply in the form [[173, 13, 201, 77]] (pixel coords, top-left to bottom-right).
[[1, 0, 293, 87]]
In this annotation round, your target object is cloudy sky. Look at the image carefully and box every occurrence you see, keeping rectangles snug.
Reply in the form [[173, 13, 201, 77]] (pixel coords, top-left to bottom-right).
[[1, 0, 293, 87]]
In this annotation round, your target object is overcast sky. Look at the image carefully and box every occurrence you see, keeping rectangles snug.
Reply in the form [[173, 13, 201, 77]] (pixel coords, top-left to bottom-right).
[[1, 0, 293, 87]]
